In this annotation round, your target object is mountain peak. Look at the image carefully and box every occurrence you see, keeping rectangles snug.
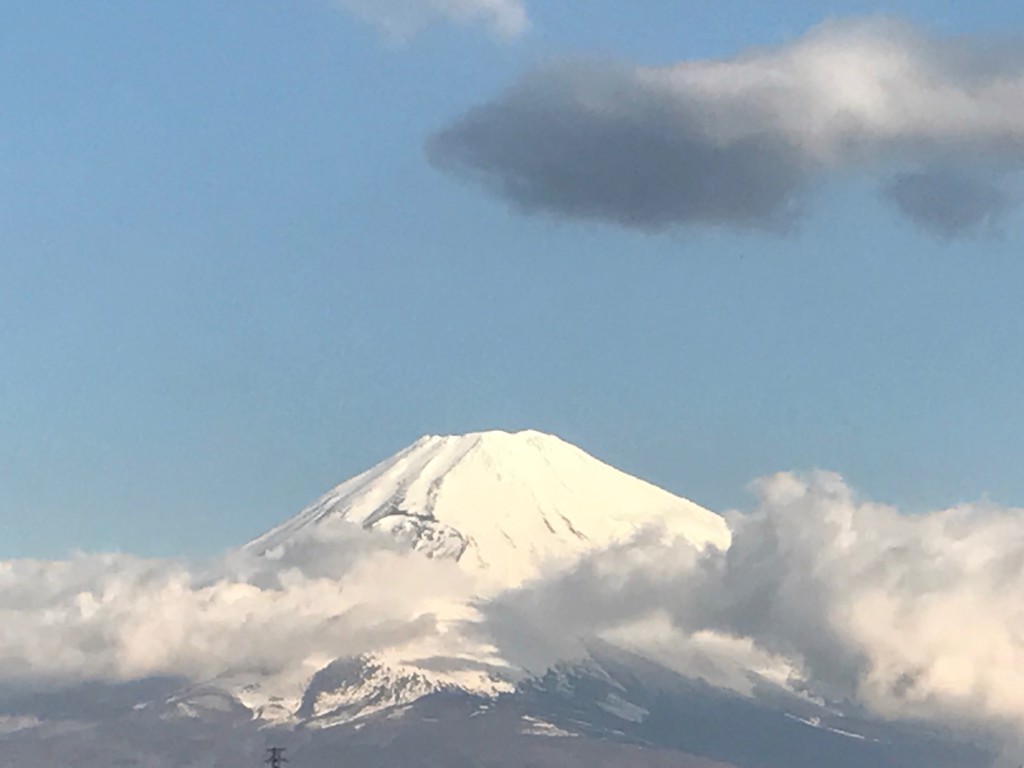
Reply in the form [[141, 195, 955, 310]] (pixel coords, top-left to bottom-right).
[[248, 429, 730, 588], [413, 428, 568, 453]]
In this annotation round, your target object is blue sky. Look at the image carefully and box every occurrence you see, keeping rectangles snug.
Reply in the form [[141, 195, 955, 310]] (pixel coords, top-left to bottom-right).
[[3, 0, 1024, 558]]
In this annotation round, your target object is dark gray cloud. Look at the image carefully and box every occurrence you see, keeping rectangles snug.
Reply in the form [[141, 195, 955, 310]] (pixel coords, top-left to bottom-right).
[[428, 19, 1024, 236], [428, 67, 811, 232], [885, 167, 1012, 238]]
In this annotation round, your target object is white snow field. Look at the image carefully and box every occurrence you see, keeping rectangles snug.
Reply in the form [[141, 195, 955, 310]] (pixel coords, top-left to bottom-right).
[[247, 429, 730, 590]]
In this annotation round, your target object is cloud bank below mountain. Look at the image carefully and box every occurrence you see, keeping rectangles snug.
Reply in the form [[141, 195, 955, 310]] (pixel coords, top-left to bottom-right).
[[429, 18, 1024, 237], [4, 469, 1024, 745]]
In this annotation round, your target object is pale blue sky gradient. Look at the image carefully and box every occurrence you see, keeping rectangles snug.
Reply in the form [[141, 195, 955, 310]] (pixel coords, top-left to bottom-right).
[[3, 1, 1024, 558]]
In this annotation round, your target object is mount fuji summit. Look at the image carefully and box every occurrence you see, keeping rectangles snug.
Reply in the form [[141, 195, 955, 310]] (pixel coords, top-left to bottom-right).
[[222, 430, 733, 726], [0, 430, 992, 768], [247, 429, 731, 589]]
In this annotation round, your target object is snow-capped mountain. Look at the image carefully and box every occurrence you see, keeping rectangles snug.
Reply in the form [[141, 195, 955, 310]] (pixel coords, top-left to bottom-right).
[[215, 430, 732, 724], [247, 429, 731, 589], [0, 430, 994, 768]]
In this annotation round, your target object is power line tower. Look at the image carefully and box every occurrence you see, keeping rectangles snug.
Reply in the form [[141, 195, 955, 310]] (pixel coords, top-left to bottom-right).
[[265, 747, 288, 768]]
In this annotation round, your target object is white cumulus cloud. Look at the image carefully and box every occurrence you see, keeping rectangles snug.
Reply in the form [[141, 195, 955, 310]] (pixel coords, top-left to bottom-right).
[[487, 470, 1024, 740], [0, 532, 475, 687], [718, 471, 1024, 732]]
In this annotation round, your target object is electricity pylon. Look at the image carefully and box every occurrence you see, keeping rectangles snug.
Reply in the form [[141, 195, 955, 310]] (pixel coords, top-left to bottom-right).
[[265, 747, 288, 768]]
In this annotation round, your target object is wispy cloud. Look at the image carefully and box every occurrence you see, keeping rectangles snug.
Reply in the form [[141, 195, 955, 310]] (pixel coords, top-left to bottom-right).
[[428, 18, 1024, 236], [333, 0, 529, 41], [0, 533, 474, 686]]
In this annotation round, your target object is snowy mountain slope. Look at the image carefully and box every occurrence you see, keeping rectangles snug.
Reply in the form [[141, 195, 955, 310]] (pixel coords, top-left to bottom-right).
[[296, 656, 458, 728], [247, 429, 730, 589], [511, 647, 990, 768], [190, 430, 732, 725], [0, 660, 992, 768]]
